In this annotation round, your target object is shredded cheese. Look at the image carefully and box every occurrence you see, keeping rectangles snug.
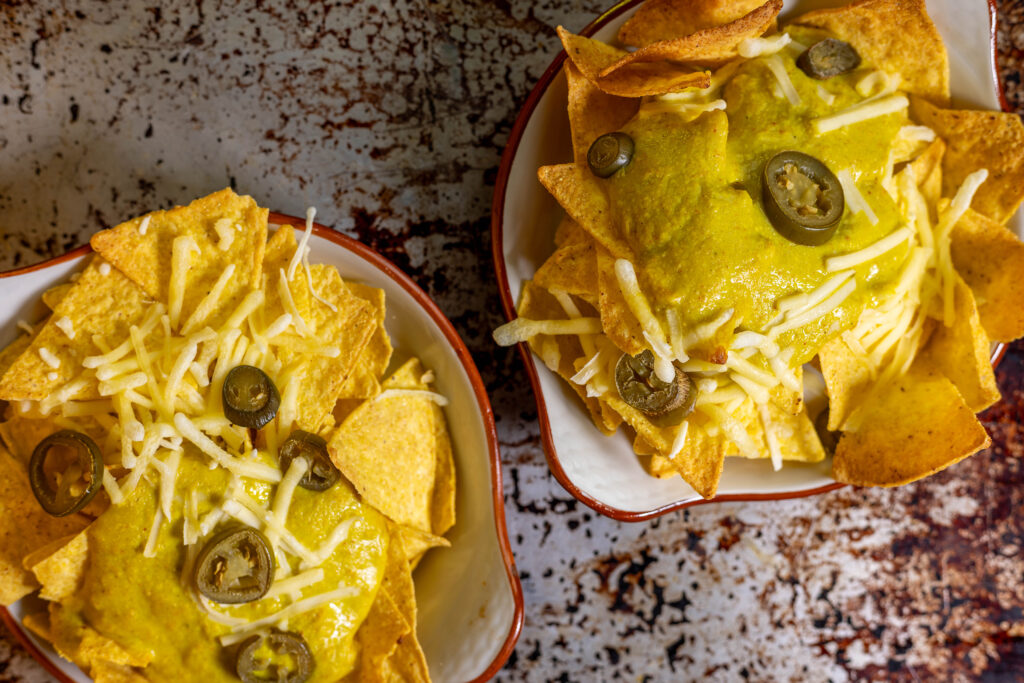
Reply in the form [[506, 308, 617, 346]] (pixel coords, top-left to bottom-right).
[[769, 279, 857, 338], [173, 413, 282, 482], [214, 218, 235, 251], [570, 350, 603, 386], [38, 347, 61, 369], [758, 404, 783, 471], [835, 169, 879, 225], [169, 235, 200, 329], [826, 227, 912, 272], [55, 316, 76, 340], [763, 54, 800, 106], [98, 262, 111, 276], [276, 269, 312, 336], [813, 94, 908, 134], [738, 33, 791, 58], [493, 317, 602, 346]]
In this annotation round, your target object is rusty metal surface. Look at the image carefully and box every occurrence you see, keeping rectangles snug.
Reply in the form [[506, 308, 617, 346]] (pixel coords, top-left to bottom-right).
[[1, 1, 1024, 681]]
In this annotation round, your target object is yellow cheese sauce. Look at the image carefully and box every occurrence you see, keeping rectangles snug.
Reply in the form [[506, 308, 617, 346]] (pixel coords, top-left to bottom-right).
[[49, 449, 388, 682], [604, 27, 912, 363]]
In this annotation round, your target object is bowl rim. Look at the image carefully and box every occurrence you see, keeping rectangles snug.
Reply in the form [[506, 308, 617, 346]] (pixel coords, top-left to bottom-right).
[[0, 212, 525, 683], [489, 0, 1010, 522]]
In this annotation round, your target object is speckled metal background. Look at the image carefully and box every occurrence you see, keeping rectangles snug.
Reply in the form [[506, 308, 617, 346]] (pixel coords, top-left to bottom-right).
[[2, 1, 1024, 681]]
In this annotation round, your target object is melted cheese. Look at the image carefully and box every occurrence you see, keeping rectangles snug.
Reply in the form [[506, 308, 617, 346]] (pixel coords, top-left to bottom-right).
[[813, 94, 908, 135], [825, 227, 911, 271]]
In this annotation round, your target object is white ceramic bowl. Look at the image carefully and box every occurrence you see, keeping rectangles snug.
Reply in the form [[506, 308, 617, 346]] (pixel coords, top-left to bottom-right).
[[492, 0, 1020, 520], [0, 214, 524, 682]]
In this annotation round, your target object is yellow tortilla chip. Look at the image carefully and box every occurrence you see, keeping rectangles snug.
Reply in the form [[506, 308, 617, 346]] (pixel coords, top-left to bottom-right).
[[909, 98, 1024, 224], [0, 333, 32, 381], [553, 215, 590, 249], [349, 587, 410, 682], [734, 397, 825, 464], [282, 265, 376, 434], [557, 26, 711, 98], [0, 257, 149, 401], [909, 137, 945, 208], [599, 0, 781, 75], [41, 283, 72, 311], [518, 281, 622, 435], [90, 660, 148, 683], [328, 358, 447, 533], [338, 282, 392, 400], [538, 163, 635, 260], [90, 188, 268, 330], [595, 247, 645, 355], [533, 235, 600, 311], [833, 360, 990, 486], [793, 0, 949, 104], [397, 525, 451, 570], [0, 448, 87, 605], [265, 223, 297, 267], [565, 61, 640, 168], [21, 610, 51, 643], [950, 208, 1024, 342], [29, 529, 89, 602], [921, 275, 1000, 412], [818, 335, 873, 432], [604, 391, 726, 498], [618, 0, 767, 47]]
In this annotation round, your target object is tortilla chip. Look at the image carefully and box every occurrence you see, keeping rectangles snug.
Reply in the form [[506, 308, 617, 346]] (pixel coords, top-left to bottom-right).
[[338, 282, 392, 400], [538, 164, 635, 260], [0, 257, 149, 401], [42, 283, 73, 311], [818, 335, 873, 431], [429, 406, 456, 538], [349, 587, 410, 682], [909, 98, 1024, 223], [553, 215, 590, 249], [518, 281, 621, 435], [832, 359, 990, 486], [558, 26, 711, 98], [793, 0, 949, 104], [599, 0, 781, 76], [89, 188, 268, 331], [91, 660, 148, 683], [78, 626, 151, 669], [28, 529, 89, 602], [328, 358, 446, 533], [265, 223, 297, 267], [565, 61, 640, 168], [21, 610, 51, 642], [0, 448, 87, 605], [604, 391, 726, 498], [735, 397, 826, 464], [909, 137, 945, 208], [619, 0, 767, 47], [949, 208, 1024, 342], [921, 275, 1000, 412], [397, 525, 451, 570], [595, 247, 645, 355], [0, 333, 32, 380], [532, 235, 600, 310], [281, 265, 376, 434]]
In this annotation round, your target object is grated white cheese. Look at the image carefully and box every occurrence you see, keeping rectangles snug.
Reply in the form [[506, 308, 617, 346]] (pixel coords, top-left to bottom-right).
[[264, 568, 326, 600], [668, 421, 689, 459], [493, 317, 602, 346], [98, 262, 111, 276], [758, 404, 783, 471], [277, 269, 312, 337], [813, 94, 908, 135], [287, 208, 317, 282], [139, 215, 151, 236], [825, 226, 912, 272], [55, 316, 76, 340], [769, 279, 857, 338], [570, 350, 603, 386], [835, 169, 879, 225], [815, 84, 836, 106], [168, 235, 200, 329], [38, 347, 61, 369], [763, 54, 800, 106], [46, 371, 59, 381], [214, 218, 235, 251], [174, 413, 282, 482], [143, 508, 163, 558], [738, 33, 791, 58]]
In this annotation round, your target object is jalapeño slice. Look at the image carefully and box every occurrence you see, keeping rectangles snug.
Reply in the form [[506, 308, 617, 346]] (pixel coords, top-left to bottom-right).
[[279, 430, 340, 492], [236, 630, 314, 683], [797, 38, 861, 80], [193, 526, 273, 604], [222, 365, 280, 429], [761, 151, 844, 246], [588, 132, 634, 178], [614, 350, 697, 417], [29, 430, 104, 517]]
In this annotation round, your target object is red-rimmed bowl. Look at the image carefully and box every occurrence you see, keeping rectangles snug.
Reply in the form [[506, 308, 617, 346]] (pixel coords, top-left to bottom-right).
[[0, 213, 523, 682], [491, 0, 1018, 521]]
